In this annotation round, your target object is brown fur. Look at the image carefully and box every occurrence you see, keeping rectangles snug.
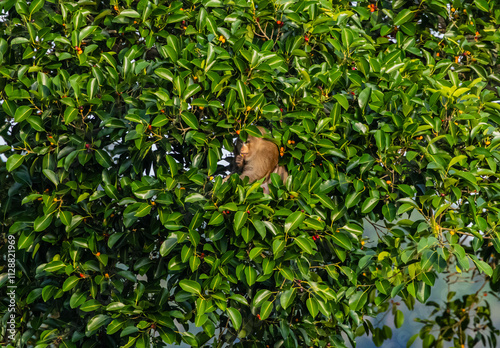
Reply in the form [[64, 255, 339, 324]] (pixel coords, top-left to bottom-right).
[[224, 127, 288, 190]]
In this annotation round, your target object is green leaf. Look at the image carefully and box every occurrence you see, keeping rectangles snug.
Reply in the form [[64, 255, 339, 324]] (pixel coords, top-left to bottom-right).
[[14, 105, 32, 122], [60, 211, 72, 226], [469, 255, 493, 276], [86, 314, 109, 333], [62, 276, 80, 292], [183, 84, 201, 100], [18, 231, 35, 249], [249, 246, 264, 260], [361, 197, 379, 213], [393, 9, 414, 26], [155, 68, 174, 81], [118, 9, 140, 17], [280, 288, 296, 310], [474, 0, 489, 11], [95, 150, 113, 167], [29, 0, 45, 14], [152, 114, 169, 127], [284, 211, 305, 234], [294, 235, 314, 254], [34, 214, 53, 232], [315, 194, 335, 210], [236, 80, 247, 106], [134, 203, 152, 217], [181, 111, 199, 130], [107, 319, 126, 335], [104, 184, 120, 200], [233, 211, 248, 231], [227, 307, 242, 330], [272, 239, 285, 257], [6, 154, 24, 172], [348, 291, 367, 311], [447, 155, 467, 171], [395, 309, 404, 328], [260, 301, 273, 320], [44, 260, 66, 272], [330, 232, 353, 250], [345, 191, 362, 208], [80, 300, 102, 312], [207, 148, 218, 176], [252, 289, 272, 308], [244, 266, 257, 286], [64, 107, 79, 123], [333, 94, 349, 110], [165, 154, 179, 177], [42, 169, 59, 187], [306, 297, 319, 318], [179, 279, 201, 295]]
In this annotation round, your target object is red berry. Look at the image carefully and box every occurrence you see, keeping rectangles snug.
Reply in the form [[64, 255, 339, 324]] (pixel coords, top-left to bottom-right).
[[441, 193, 445, 197], [247, 210, 250, 214], [304, 36, 309, 42], [280, 108, 283, 112], [85, 144, 90, 149], [257, 314, 261, 320], [352, 67, 356, 70]]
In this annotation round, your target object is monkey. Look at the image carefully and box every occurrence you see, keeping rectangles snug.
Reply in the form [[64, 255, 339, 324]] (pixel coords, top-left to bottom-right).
[[224, 127, 288, 192]]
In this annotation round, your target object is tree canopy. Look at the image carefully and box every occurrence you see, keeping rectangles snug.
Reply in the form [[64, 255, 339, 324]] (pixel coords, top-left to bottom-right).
[[1, 0, 500, 347]]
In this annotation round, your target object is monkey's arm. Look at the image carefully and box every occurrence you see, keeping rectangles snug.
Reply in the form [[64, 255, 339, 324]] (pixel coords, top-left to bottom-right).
[[235, 155, 244, 169]]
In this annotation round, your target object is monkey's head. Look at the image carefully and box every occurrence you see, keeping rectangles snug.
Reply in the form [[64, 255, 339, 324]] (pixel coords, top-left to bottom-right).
[[239, 139, 253, 160]]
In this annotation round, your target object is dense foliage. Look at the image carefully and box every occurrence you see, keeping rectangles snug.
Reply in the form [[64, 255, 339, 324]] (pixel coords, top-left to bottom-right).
[[1, 0, 500, 347]]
